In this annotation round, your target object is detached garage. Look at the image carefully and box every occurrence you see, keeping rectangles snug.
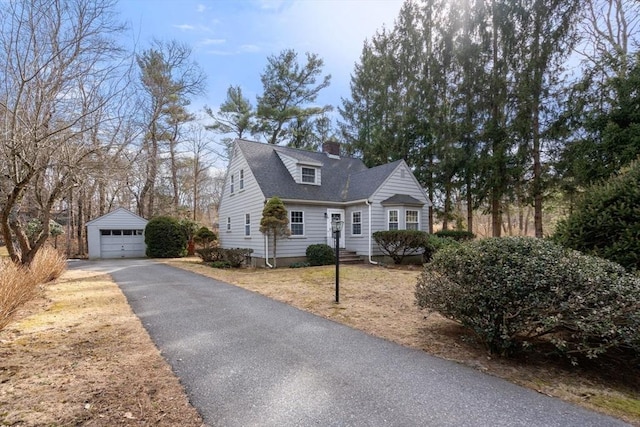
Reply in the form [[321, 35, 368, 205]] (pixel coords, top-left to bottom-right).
[[86, 208, 148, 259]]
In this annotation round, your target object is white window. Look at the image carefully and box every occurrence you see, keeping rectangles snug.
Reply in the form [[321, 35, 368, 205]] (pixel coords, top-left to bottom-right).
[[245, 213, 250, 236], [301, 167, 316, 184], [352, 211, 362, 235], [230, 174, 234, 193], [240, 169, 244, 190], [226, 217, 231, 231], [290, 211, 304, 235], [406, 210, 419, 230], [388, 210, 399, 230]]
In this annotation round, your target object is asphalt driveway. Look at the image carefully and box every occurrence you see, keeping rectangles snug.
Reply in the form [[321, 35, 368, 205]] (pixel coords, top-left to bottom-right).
[[70, 259, 629, 427]]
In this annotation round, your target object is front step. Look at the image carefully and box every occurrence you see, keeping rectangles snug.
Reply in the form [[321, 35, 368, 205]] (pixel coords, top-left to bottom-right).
[[339, 250, 363, 264]]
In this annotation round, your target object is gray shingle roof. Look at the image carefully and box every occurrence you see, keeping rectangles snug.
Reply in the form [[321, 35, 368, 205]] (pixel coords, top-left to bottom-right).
[[235, 139, 401, 203], [380, 194, 425, 206]]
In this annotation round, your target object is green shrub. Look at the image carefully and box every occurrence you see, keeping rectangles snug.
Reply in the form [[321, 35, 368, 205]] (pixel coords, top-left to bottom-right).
[[434, 229, 475, 241], [289, 262, 311, 268], [194, 227, 217, 249], [306, 244, 335, 266], [553, 160, 640, 272], [211, 260, 232, 269], [373, 230, 429, 264], [197, 247, 253, 267], [145, 216, 188, 258], [416, 237, 640, 361], [422, 235, 460, 263], [224, 248, 253, 268]]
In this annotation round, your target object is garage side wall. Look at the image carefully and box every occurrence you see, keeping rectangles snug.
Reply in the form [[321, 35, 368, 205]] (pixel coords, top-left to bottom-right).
[[87, 225, 102, 259]]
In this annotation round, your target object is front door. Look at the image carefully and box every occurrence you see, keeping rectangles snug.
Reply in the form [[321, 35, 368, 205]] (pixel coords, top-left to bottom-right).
[[326, 209, 346, 249]]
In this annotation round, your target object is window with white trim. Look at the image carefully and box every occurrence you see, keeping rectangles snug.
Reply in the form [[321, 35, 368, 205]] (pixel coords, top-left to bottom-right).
[[301, 167, 316, 184], [239, 169, 244, 190], [406, 210, 419, 230], [244, 213, 251, 236], [290, 211, 304, 235], [388, 209, 399, 230], [226, 217, 231, 231], [352, 211, 362, 235], [230, 174, 234, 193]]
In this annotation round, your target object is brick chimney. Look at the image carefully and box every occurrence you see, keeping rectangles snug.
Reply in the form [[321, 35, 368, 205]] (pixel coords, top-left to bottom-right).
[[322, 140, 340, 157]]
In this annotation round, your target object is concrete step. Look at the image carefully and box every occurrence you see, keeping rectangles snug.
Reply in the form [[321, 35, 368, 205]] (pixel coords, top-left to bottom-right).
[[338, 250, 363, 264]]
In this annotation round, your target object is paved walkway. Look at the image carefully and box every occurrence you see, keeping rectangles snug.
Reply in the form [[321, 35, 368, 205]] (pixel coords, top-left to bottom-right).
[[70, 259, 628, 427]]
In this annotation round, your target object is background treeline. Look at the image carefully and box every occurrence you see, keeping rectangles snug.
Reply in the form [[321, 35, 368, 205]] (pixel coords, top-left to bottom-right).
[[1, 0, 638, 264], [338, 0, 640, 237]]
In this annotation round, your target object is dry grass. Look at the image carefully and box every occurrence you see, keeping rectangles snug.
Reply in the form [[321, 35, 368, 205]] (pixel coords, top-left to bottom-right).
[[0, 246, 66, 331], [0, 268, 204, 426], [166, 258, 640, 425]]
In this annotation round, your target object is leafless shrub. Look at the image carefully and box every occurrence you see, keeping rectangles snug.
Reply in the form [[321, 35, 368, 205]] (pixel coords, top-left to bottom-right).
[[0, 246, 66, 331]]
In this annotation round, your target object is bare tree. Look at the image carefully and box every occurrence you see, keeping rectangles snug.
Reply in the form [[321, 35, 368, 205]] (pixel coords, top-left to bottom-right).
[[182, 124, 218, 222], [0, 0, 128, 264]]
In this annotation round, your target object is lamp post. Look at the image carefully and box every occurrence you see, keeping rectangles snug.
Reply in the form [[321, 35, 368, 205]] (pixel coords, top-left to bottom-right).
[[331, 218, 344, 304]]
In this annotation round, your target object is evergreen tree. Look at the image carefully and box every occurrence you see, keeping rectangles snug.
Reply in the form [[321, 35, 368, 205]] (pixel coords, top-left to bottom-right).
[[256, 49, 331, 145], [204, 85, 256, 160], [259, 197, 290, 268]]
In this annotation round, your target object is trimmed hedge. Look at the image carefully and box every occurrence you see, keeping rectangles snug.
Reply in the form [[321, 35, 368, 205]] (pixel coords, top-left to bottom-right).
[[145, 216, 188, 258], [306, 244, 335, 266], [434, 229, 475, 241], [373, 230, 429, 264], [416, 237, 640, 361]]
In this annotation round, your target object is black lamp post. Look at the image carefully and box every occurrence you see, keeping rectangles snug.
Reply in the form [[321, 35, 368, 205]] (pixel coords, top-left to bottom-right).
[[331, 218, 344, 304]]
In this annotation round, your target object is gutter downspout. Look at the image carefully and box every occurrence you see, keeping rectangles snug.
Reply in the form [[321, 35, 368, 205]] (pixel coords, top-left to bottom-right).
[[365, 200, 378, 265], [264, 234, 273, 268]]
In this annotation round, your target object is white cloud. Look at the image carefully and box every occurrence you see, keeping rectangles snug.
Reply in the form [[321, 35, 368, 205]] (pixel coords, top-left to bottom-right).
[[173, 24, 195, 31], [196, 4, 206, 13]]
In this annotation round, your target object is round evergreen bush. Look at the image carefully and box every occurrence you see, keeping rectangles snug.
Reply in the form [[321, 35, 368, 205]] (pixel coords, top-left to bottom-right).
[[416, 237, 640, 361], [306, 244, 335, 266], [194, 226, 217, 248], [553, 160, 640, 272], [145, 216, 188, 258]]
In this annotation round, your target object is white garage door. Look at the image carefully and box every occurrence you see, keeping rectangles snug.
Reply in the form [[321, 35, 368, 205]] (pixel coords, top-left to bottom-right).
[[100, 229, 145, 258]]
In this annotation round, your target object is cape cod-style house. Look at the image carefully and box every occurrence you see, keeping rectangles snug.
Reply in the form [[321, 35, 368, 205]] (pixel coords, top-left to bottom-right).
[[218, 139, 431, 267]]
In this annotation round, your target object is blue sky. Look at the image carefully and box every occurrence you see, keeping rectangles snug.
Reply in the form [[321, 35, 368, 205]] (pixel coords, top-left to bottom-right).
[[118, 0, 404, 118]]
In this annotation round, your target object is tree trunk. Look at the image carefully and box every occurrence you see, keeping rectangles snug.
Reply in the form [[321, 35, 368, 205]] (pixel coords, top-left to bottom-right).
[[466, 177, 473, 234], [442, 183, 451, 231], [272, 233, 277, 268], [76, 190, 84, 255], [491, 195, 502, 237]]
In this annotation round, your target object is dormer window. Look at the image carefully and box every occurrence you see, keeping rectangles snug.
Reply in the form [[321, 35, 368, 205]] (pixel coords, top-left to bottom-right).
[[301, 167, 316, 184]]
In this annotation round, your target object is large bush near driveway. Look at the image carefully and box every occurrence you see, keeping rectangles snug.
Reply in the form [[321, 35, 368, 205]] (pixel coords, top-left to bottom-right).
[[145, 216, 188, 258], [552, 160, 640, 272], [415, 237, 640, 361], [373, 230, 430, 264]]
